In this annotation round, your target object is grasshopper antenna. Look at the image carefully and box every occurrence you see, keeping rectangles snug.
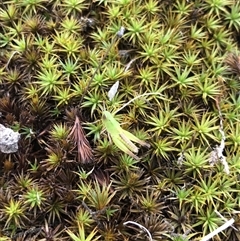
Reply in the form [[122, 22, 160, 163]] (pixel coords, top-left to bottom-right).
[[78, 26, 125, 115]]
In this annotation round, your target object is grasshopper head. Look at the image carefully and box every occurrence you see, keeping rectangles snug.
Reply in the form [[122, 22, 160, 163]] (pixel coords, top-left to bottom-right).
[[102, 111, 111, 120]]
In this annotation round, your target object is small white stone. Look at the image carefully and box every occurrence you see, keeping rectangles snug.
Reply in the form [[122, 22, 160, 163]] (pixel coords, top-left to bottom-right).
[[117, 26, 125, 37], [0, 124, 20, 153]]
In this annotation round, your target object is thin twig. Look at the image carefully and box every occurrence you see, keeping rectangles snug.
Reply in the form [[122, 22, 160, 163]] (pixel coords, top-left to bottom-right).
[[215, 210, 237, 231], [114, 92, 165, 114], [200, 218, 234, 241], [123, 221, 153, 241]]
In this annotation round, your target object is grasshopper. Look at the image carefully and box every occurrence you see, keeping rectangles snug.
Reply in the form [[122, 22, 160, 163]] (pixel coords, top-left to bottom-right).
[[102, 110, 150, 161]]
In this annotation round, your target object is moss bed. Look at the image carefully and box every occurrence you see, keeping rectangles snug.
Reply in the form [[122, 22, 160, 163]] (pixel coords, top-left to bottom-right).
[[1, 0, 240, 240]]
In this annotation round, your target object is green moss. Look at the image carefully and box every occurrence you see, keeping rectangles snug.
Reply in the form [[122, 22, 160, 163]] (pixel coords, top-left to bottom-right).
[[0, 0, 240, 240]]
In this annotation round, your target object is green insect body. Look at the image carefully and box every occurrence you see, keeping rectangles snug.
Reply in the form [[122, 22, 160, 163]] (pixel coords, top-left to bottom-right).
[[102, 111, 150, 161]]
